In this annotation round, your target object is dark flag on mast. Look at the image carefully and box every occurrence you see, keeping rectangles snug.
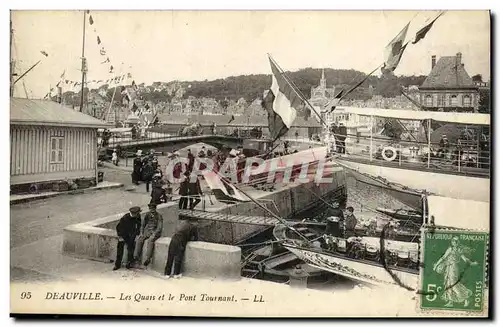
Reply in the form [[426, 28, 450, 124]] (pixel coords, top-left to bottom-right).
[[328, 89, 344, 113], [261, 56, 307, 140], [89, 15, 94, 25], [412, 12, 445, 44]]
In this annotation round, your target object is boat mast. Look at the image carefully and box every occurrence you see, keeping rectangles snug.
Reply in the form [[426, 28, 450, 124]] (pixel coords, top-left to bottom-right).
[[10, 19, 15, 97], [80, 10, 87, 112]]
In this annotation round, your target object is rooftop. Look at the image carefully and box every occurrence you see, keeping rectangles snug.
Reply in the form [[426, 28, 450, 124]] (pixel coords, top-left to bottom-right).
[[420, 53, 477, 90], [10, 98, 110, 128], [157, 113, 321, 128]]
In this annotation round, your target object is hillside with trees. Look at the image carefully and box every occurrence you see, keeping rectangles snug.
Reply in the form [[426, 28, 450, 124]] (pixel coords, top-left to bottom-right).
[[60, 68, 429, 107]]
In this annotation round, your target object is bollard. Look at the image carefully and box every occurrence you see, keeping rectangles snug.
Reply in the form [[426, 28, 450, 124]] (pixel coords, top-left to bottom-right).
[[289, 264, 309, 289]]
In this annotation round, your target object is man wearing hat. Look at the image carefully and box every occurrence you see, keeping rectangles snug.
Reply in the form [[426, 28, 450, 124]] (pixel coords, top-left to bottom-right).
[[134, 203, 163, 267], [164, 218, 199, 279], [132, 150, 143, 185], [344, 206, 358, 237], [113, 206, 142, 270]]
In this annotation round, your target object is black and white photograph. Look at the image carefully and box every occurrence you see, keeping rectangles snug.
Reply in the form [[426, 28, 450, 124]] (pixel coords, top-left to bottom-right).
[[9, 9, 491, 317]]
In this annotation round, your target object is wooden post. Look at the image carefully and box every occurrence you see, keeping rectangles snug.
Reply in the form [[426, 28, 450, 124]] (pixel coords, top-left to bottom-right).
[[398, 144, 402, 166], [476, 126, 480, 168], [369, 115, 373, 161], [427, 119, 431, 168], [458, 148, 461, 172]]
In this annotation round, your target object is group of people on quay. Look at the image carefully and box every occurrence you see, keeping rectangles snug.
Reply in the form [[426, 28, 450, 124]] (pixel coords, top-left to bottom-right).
[[113, 204, 199, 279]]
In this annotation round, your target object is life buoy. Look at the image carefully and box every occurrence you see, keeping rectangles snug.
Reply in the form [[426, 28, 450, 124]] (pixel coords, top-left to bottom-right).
[[381, 146, 397, 162], [29, 184, 38, 194]]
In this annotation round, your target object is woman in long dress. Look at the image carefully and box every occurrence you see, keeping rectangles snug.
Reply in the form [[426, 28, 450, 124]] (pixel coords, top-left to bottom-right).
[[433, 236, 478, 307]]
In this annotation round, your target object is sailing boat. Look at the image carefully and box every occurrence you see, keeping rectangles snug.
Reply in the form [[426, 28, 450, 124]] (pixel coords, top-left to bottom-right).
[[273, 193, 489, 287]]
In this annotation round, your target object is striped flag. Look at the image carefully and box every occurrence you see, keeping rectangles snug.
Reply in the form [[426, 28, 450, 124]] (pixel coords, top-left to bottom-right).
[[262, 56, 307, 141], [382, 23, 410, 74], [202, 171, 249, 203]]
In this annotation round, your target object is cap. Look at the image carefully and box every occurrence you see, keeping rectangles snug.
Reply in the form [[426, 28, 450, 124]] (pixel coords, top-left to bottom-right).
[[129, 206, 142, 214], [148, 203, 157, 209]]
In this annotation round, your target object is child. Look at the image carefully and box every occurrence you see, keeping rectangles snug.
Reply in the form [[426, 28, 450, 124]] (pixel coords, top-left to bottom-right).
[[112, 150, 119, 166]]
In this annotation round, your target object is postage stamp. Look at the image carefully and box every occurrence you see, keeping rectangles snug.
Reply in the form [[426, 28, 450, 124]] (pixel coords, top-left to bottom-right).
[[420, 229, 489, 312]]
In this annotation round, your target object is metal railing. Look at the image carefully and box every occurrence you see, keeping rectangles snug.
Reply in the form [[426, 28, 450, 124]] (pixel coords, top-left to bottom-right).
[[327, 131, 490, 176]]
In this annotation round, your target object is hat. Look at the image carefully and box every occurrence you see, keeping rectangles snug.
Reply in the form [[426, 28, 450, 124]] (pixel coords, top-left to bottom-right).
[[129, 206, 142, 214], [148, 203, 157, 209]]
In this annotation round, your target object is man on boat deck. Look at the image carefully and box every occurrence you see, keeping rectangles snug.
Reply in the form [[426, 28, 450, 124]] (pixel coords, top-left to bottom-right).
[[134, 203, 163, 267], [438, 134, 450, 157], [329, 201, 344, 222], [344, 206, 357, 237], [337, 123, 347, 154]]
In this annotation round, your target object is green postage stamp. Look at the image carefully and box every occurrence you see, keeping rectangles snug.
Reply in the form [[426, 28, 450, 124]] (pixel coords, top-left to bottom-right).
[[420, 229, 489, 312]]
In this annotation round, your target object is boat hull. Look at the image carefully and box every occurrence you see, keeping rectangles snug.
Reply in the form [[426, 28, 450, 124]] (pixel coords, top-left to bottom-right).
[[337, 158, 489, 203], [285, 245, 419, 288]]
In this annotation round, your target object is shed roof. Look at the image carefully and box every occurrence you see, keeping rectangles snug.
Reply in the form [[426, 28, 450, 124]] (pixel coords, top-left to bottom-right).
[[10, 98, 110, 128], [420, 56, 477, 90]]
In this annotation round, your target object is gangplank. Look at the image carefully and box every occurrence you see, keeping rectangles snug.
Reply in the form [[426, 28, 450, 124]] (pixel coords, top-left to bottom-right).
[[178, 209, 284, 226]]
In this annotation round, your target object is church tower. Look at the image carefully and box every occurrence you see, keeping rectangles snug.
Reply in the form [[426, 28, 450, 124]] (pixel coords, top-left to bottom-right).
[[320, 69, 326, 90]]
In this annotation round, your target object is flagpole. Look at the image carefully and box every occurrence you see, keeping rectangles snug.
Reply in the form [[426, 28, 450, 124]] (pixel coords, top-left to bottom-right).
[[268, 55, 329, 129], [336, 63, 383, 104], [215, 171, 311, 242], [13, 60, 41, 85], [80, 10, 87, 113]]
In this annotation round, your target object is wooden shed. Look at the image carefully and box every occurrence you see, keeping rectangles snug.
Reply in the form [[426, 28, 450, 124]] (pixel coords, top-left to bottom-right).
[[10, 98, 110, 187]]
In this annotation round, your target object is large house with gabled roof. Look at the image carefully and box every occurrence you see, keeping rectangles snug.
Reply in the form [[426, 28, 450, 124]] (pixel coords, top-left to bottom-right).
[[418, 52, 479, 112]]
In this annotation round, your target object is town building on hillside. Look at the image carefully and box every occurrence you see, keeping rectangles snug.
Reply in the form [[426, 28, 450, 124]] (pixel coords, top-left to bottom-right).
[[10, 98, 109, 188], [309, 69, 337, 108], [418, 53, 479, 112]]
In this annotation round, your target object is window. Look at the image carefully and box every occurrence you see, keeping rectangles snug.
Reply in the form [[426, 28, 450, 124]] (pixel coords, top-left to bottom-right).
[[425, 95, 433, 106], [463, 95, 471, 107], [50, 137, 64, 163], [450, 95, 458, 106], [437, 94, 445, 107]]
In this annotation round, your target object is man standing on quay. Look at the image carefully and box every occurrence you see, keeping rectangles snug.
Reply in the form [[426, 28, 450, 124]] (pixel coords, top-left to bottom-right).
[[134, 203, 163, 267], [164, 219, 199, 279], [113, 206, 142, 271]]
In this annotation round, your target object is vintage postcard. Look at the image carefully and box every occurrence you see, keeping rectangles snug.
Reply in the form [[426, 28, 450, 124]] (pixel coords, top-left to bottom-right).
[[9, 10, 491, 317]]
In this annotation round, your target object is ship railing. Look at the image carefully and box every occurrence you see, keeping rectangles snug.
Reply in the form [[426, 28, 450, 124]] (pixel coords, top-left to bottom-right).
[[327, 132, 490, 177]]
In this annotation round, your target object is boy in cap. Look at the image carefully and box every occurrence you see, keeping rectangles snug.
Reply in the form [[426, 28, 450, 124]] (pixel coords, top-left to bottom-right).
[[113, 206, 142, 270], [134, 203, 163, 267]]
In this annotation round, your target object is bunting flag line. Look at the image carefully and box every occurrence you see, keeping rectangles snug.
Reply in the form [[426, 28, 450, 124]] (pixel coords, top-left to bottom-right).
[[381, 22, 410, 74], [100, 48, 106, 56], [101, 57, 110, 64], [262, 56, 308, 141], [89, 15, 94, 25], [97, 36, 101, 45], [40, 50, 49, 57], [109, 65, 114, 73], [412, 11, 445, 45]]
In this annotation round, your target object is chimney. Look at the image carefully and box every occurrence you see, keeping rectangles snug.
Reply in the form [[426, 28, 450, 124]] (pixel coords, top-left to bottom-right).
[[431, 55, 436, 69], [456, 52, 462, 66]]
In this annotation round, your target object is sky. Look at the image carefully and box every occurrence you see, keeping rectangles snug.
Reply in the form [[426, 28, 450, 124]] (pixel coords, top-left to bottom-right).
[[11, 10, 490, 99]]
